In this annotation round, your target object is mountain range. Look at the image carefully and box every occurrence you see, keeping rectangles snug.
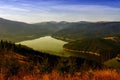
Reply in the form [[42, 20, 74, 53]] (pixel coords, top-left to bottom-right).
[[0, 18, 120, 42], [52, 22, 120, 41], [0, 18, 67, 42]]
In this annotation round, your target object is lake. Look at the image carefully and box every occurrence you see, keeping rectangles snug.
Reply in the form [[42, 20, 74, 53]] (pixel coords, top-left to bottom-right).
[[18, 36, 72, 56], [17, 36, 99, 59]]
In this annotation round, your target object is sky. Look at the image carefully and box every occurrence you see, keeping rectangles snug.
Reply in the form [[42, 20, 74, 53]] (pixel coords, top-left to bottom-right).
[[0, 0, 120, 23]]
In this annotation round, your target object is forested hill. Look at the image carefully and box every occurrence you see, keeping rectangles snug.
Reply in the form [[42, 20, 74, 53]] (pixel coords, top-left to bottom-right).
[[0, 18, 68, 42], [63, 38, 120, 61], [0, 40, 103, 79], [52, 22, 120, 41], [1, 40, 119, 79], [1, 17, 120, 42]]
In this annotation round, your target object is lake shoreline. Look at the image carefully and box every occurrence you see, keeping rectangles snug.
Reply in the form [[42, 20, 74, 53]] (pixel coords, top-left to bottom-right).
[[17, 36, 69, 56]]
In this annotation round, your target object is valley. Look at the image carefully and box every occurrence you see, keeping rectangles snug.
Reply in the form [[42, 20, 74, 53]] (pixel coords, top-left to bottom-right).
[[1, 0, 120, 79], [0, 18, 120, 79]]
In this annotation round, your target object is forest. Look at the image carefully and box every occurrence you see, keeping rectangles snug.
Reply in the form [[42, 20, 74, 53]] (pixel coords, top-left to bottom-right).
[[0, 40, 120, 80]]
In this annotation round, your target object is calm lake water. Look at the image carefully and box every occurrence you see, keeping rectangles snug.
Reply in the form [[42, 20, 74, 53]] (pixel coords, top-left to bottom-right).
[[18, 36, 71, 56], [18, 36, 98, 59]]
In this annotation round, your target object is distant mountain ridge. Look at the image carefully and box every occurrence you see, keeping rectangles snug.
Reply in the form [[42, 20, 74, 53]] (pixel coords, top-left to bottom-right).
[[0, 17, 120, 42], [0, 18, 68, 42], [52, 22, 120, 41]]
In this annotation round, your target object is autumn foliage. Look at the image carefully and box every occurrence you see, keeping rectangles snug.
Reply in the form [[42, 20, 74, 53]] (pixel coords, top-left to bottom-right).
[[0, 69, 120, 80], [0, 41, 120, 80]]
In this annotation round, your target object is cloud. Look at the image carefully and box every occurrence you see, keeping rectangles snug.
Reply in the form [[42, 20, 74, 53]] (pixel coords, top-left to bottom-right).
[[0, 5, 30, 12], [0, 0, 120, 23], [51, 4, 120, 13]]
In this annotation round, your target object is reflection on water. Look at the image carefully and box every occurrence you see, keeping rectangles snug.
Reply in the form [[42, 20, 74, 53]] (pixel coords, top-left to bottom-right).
[[18, 36, 71, 56]]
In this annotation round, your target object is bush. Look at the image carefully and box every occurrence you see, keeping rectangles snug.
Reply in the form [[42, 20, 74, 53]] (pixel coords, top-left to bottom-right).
[[1, 57, 20, 78]]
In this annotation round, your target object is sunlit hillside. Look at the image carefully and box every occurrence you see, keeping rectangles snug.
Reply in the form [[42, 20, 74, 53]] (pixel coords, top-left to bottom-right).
[[0, 70, 120, 80]]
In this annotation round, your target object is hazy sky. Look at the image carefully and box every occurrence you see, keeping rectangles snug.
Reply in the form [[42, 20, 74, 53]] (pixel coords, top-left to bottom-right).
[[0, 0, 120, 23]]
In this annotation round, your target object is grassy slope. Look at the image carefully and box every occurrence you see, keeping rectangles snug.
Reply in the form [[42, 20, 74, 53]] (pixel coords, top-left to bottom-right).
[[0, 70, 120, 80]]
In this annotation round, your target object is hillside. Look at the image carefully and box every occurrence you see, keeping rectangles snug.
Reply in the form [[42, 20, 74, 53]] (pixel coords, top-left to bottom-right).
[[104, 58, 120, 70], [0, 40, 104, 79], [34, 21, 69, 32], [0, 18, 68, 42], [1, 18, 120, 42], [53, 22, 120, 41], [0, 18, 36, 41], [0, 40, 120, 80], [63, 38, 120, 61]]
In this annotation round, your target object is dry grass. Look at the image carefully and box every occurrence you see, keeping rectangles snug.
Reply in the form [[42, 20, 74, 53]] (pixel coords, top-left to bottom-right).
[[0, 69, 120, 80]]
